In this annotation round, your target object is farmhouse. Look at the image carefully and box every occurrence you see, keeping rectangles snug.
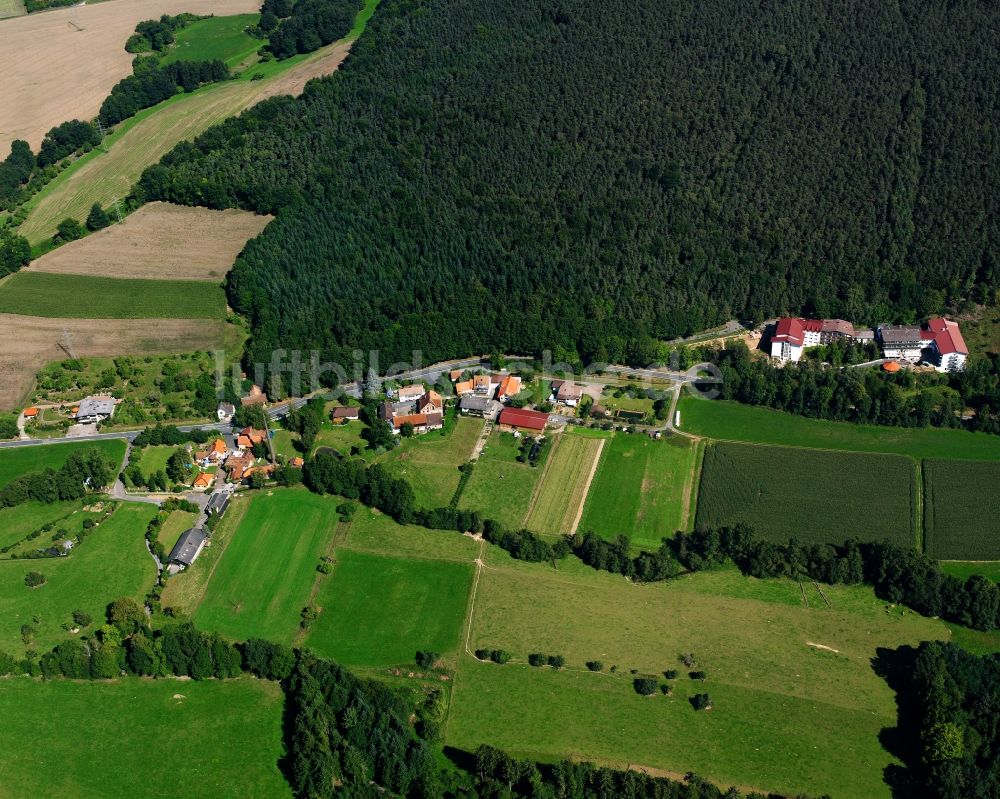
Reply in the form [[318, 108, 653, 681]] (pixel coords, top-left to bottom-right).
[[22, 407, 38, 419], [216, 402, 236, 423], [392, 412, 443, 434], [497, 374, 522, 401], [498, 407, 549, 433], [396, 384, 425, 402], [168, 527, 208, 569], [331, 406, 360, 423], [74, 396, 117, 424], [460, 395, 500, 418]]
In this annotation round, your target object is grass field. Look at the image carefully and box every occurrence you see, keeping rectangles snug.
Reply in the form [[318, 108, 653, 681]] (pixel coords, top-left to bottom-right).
[[939, 561, 1000, 583], [382, 417, 482, 508], [160, 13, 261, 67], [306, 550, 473, 668], [343, 504, 480, 563], [0, 503, 156, 654], [135, 444, 181, 476], [695, 442, 917, 547], [579, 434, 699, 549], [157, 508, 198, 551], [0, 678, 290, 798], [0, 500, 84, 551], [0, 0, 24, 19], [458, 432, 541, 528], [923, 459, 1000, 559], [0, 273, 226, 319], [679, 394, 1000, 461], [523, 431, 606, 534], [193, 489, 338, 644], [448, 551, 949, 799], [0, 440, 126, 487]]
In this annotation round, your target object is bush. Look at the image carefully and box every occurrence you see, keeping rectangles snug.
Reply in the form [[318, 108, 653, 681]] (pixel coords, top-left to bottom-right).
[[634, 678, 658, 696], [528, 652, 546, 667], [547, 654, 565, 669], [72, 610, 93, 628], [24, 571, 46, 588], [663, 669, 678, 680], [690, 670, 707, 681], [415, 650, 439, 669], [585, 660, 603, 672], [690, 693, 713, 710]]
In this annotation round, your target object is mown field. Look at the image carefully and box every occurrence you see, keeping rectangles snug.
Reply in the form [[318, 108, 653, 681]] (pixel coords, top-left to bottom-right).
[[192, 489, 338, 644], [0, 273, 226, 319], [449, 547, 949, 799], [160, 13, 261, 67], [0, 440, 126, 487], [306, 549, 473, 668], [523, 431, 606, 534], [0, 503, 156, 654], [579, 434, 699, 549], [157, 508, 198, 551], [695, 442, 917, 547], [679, 394, 1000, 461], [458, 432, 541, 528], [923, 459, 1000, 559], [0, 499, 84, 551], [0, 678, 291, 799], [382, 417, 482, 508]]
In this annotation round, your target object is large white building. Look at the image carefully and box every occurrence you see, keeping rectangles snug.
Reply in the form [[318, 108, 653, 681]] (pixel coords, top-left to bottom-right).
[[769, 318, 872, 362], [924, 318, 968, 373]]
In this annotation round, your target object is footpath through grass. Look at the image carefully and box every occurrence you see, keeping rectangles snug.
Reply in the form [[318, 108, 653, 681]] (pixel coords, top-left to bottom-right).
[[679, 394, 1000, 461], [0, 439, 126, 488], [0, 272, 226, 319], [0, 678, 291, 799]]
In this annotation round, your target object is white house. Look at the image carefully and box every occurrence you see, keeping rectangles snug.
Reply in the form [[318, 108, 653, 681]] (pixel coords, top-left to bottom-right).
[[769, 318, 806, 361], [397, 384, 425, 402], [217, 402, 236, 423], [924, 318, 968, 373]]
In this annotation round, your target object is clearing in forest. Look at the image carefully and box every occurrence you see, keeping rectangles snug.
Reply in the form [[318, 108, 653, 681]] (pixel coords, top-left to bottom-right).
[[27, 203, 271, 281]]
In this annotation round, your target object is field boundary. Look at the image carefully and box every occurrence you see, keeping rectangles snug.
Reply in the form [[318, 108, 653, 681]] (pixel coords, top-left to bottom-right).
[[569, 438, 605, 534]]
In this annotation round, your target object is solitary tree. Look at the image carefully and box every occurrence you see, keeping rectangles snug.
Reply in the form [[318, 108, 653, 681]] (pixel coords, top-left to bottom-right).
[[633, 678, 658, 696], [24, 571, 46, 588], [86, 203, 111, 231]]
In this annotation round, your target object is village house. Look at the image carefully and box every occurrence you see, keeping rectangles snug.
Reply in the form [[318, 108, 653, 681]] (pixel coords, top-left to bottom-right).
[[74, 396, 117, 424], [396, 384, 426, 402], [225, 452, 256, 482], [550, 380, 584, 407], [496, 375, 522, 402], [417, 390, 444, 415], [289, 456, 305, 468], [473, 374, 497, 396], [195, 438, 229, 467], [206, 491, 230, 517], [455, 379, 475, 396], [22, 407, 38, 420], [192, 472, 214, 490], [167, 527, 208, 571], [497, 407, 549, 433], [241, 385, 268, 407], [216, 402, 236, 423], [331, 406, 360, 424], [459, 395, 500, 418], [392, 412, 443, 434]]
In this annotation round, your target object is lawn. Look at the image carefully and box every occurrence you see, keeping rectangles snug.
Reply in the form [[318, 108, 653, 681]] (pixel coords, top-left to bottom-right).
[[923, 459, 1000, 559], [306, 550, 473, 668], [0, 440, 126, 488], [157, 509, 198, 551], [678, 394, 1000, 461], [381, 416, 482, 508], [578, 434, 699, 549], [193, 489, 338, 644], [695, 442, 917, 547], [0, 678, 290, 799], [0, 503, 156, 654], [448, 554, 948, 799], [458, 431, 542, 528], [160, 14, 261, 68], [0, 0, 24, 19], [523, 431, 606, 534], [0, 273, 226, 319], [135, 444, 182, 476], [0, 499, 83, 550]]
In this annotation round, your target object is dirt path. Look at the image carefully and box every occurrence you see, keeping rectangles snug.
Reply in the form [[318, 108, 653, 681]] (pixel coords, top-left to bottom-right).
[[568, 438, 605, 533]]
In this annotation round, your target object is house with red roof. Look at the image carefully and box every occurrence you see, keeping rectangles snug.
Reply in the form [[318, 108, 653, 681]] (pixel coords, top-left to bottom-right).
[[770, 317, 874, 362], [497, 407, 548, 433], [923, 318, 968, 372]]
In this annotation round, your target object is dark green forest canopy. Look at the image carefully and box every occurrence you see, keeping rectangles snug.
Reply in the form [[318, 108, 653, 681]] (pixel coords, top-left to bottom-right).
[[139, 0, 1000, 370]]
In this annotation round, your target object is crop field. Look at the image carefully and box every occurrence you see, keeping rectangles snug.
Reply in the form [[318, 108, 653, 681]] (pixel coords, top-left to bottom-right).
[[0, 439, 125, 487], [160, 13, 261, 67], [18, 32, 357, 243], [578, 434, 699, 549], [695, 442, 917, 547], [678, 394, 1000, 461], [0, 678, 290, 799], [923, 459, 1000, 559], [306, 550, 473, 668], [458, 432, 542, 528], [0, 0, 262, 154], [448, 551, 948, 799], [0, 313, 231, 411], [0, 503, 156, 654], [193, 489, 338, 644], [382, 417, 482, 508], [523, 431, 606, 534], [0, 273, 226, 319], [28, 203, 271, 281]]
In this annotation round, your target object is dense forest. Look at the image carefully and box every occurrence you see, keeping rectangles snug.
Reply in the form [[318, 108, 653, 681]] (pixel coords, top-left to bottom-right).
[[138, 0, 1000, 375]]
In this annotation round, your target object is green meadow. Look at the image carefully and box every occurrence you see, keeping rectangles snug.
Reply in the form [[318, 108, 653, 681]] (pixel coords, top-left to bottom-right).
[[160, 14, 261, 68], [523, 431, 606, 534], [382, 417, 482, 508], [0, 503, 156, 654], [679, 394, 1000, 461], [0, 273, 226, 319], [939, 561, 1000, 583], [0, 440, 126, 487], [0, 500, 83, 550], [458, 432, 541, 528], [0, 678, 290, 799], [193, 489, 338, 644]]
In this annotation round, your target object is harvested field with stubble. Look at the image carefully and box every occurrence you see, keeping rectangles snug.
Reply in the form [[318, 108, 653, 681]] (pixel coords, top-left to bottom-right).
[[0, 313, 231, 410], [28, 203, 271, 281], [0, 0, 261, 154]]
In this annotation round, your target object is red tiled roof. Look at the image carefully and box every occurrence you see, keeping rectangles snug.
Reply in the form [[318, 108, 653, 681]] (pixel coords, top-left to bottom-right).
[[801, 318, 823, 333], [926, 318, 968, 356], [393, 413, 428, 429], [772, 317, 804, 346], [498, 407, 548, 431]]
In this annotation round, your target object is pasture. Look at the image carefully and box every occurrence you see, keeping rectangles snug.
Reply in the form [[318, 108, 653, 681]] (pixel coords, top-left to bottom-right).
[[449, 552, 948, 799], [678, 394, 1000, 461], [0, 0, 261, 154], [0, 273, 226, 319], [160, 13, 261, 67], [192, 489, 338, 644], [695, 442, 917, 547], [381, 417, 482, 508], [306, 550, 473, 668], [458, 431, 541, 528], [343, 504, 480, 563], [523, 431, 606, 534], [0, 678, 290, 799], [0, 503, 156, 654], [0, 439, 125, 487], [27, 203, 270, 281], [579, 434, 699, 549], [939, 561, 1000, 583], [0, 500, 84, 551], [923, 459, 1000, 559]]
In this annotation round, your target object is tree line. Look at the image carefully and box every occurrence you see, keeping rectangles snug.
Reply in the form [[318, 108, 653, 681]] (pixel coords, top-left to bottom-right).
[[265, 0, 360, 59], [99, 57, 230, 127], [0, 448, 114, 509], [125, 13, 201, 54]]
